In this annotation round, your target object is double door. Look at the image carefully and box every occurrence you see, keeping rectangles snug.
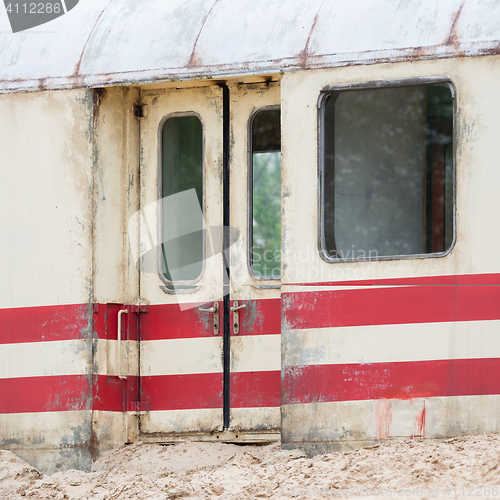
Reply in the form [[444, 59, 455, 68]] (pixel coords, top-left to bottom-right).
[[136, 82, 281, 434]]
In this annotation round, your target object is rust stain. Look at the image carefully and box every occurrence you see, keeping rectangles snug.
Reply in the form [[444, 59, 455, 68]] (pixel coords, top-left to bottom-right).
[[298, 13, 320, 69], [296, 0, 327, 69], [37, 77, 48, 91], [406, 45, 435, 60], [188, 0, 220, 67], [445, 0, 465, 49], [87, 426, 99, 463], [73, 0, 115, 79]]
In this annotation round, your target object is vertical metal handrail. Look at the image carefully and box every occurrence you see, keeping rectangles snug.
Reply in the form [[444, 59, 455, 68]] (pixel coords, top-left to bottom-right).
[[117, 309, 128, 380]]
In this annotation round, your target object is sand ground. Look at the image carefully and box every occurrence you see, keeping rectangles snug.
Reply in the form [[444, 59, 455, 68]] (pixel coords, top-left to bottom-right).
[[1, 434, 500, 499]]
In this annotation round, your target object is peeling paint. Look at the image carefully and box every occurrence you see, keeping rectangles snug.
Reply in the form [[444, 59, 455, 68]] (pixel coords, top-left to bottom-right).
[[375, 400, 393, 441], [415, 404, 426, 438]]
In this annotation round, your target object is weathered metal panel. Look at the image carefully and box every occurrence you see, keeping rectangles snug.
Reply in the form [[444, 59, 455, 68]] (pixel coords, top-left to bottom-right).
[[79, 0, 215, 76], [282, 396, 500, 455], [136, 80, 282, 436], [91, 86, 141, 449], [0, 89, 94, 307], [0, 411, 93, 473], [137, 85, 225, 435], [0, 84, 146, 472], [0, 88, 96, 471], [1, 0, 500, 92], [281, 54, 500, 451], [227, 81, 282, 431], [0, 1, 106, 90]]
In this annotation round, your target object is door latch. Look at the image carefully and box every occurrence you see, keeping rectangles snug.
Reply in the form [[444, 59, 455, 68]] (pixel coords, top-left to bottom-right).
[[230, 301, 246, 335], [198, 301, 219, 336]]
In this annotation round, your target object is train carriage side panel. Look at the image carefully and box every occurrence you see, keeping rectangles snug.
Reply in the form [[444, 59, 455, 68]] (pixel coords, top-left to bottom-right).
[[90, 86, 141, 457], [281, 54, 500, 453], [0, 88, 95, 473]]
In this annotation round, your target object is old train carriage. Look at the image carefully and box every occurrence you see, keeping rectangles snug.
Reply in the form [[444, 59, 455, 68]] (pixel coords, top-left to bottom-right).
[[1, 0, 500, 473]]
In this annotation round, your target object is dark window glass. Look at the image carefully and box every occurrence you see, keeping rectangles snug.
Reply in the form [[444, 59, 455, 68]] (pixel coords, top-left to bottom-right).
[[250, 109, 281, 278], [161, 115, 203, 283], [322, 84, 453, 260]]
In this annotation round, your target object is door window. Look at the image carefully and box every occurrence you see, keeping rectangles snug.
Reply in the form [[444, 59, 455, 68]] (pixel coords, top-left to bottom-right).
[[160, 114, 204, 284], [249, 108, 281, 278]]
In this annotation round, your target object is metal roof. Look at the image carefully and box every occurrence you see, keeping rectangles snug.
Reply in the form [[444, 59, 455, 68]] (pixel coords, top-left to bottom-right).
[[0, 0, 499, 93]]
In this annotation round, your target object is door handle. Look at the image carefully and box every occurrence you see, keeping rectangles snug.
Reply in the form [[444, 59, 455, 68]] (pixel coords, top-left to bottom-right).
[[230, 301, 246, 335], [117, 309, 128, 380], [198, 302, 219, 336]]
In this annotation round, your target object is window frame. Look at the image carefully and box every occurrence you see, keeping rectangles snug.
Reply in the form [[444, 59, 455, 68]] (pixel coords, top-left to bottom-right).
[[317, 76, 457, 264], [157, 111, 206, 292], [247, 105, 282, 281]]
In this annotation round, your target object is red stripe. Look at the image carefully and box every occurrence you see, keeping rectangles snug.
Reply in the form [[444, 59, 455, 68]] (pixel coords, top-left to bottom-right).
[[0, 302, 142, 344], [230, 371, 281, 408], [0, 375, 91, 413], [93, 303, 139, 341], [142, 299, 280, 340], [236, 299, 280, 336], [282, 358, 500, 405], [287, 273, 500, 288], [0, 304, 89, 344], [140, 303, 222, 340], [0, 374, 141, 414], [140, 373, 223, 411], [0, 371, 279, 414], [283, 283, 500, 330], [93, 375, 139, 412]]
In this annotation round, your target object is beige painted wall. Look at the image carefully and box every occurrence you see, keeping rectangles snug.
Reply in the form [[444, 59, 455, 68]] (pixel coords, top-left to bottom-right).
[[0, 89, 94, 308], [282, 55, 500, 287]]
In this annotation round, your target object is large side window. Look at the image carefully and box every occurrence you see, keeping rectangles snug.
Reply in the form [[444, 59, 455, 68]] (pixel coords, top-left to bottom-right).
[[321, 82, 454, 261], [160, 114, 204, 284], [249, 108, 281, 278]]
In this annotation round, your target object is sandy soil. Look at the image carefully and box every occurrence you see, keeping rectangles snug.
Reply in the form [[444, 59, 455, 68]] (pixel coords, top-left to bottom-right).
[[1, 434, 500, 499]]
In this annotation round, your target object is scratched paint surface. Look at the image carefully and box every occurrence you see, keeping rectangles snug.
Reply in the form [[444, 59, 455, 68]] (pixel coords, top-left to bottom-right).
[[0, 0, 499, 92], [280, 53, 500, 452]]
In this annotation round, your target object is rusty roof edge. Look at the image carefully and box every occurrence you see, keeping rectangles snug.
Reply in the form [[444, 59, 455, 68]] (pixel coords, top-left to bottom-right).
[[1, 40, 499, 95]]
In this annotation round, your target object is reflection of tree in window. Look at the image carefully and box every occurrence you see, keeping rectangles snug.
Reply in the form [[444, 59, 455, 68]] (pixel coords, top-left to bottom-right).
[[251, 109, 281, 277], [323, 84, 453, 259]]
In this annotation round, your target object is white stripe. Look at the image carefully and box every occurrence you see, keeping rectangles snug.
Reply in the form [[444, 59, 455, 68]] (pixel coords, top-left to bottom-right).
[[230, 334, 280, 373], [140, 337, 223, 376], [283, 395, 500, 443], [0, 410, 89, 448], [0, 340, 88, 379], [60, 0, 68, 14], [284, 320, 500, 367], [230, 406, 280, 430], [95, 339, 138, 377], [141, 408, 223, 434]]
